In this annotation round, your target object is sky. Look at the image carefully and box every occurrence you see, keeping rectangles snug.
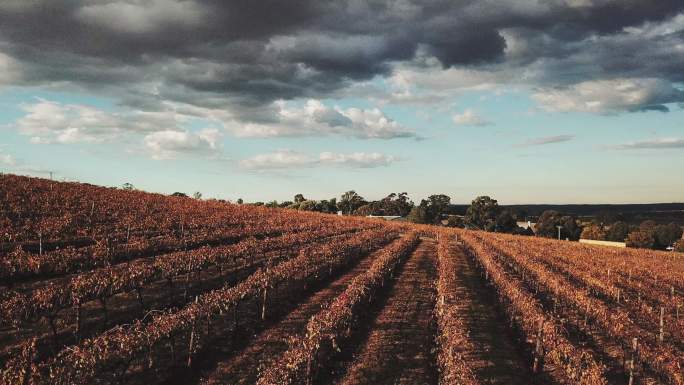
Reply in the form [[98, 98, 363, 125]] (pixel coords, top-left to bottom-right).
[[0, 0, 683, 204]]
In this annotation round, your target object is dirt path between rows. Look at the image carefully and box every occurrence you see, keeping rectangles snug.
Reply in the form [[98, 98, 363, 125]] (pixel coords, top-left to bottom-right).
[[334, 238, 439, 385], [451, 244, 534, 385]]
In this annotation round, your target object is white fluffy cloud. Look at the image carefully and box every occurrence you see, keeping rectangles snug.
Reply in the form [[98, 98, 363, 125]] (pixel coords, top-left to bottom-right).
[[531, 78, 684, 114], [143, 128, 221, 160], [17, 99, 186, 144], [225, 99, 415, 139], [452, 109, 492, 126], [239, 150, 397, 170]]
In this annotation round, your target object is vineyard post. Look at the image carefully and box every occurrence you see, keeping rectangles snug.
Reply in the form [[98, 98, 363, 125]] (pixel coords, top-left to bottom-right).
[[658, 307, 665, 343], [233, 300, 239, 331], [261, 282, 269, 322], [74, 303, 82, 341], [677, 304, 680, 321], [187, 296, 198, 368], [628, 337, 637, 385], [532, 320, 544, 373], [39, 231, 42, 255]]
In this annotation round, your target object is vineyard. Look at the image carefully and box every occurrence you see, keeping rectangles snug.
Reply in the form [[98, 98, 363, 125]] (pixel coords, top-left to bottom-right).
[[1, 174, 683, 385]]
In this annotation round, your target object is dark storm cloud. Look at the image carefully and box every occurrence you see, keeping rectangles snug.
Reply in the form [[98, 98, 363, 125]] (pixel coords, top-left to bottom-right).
[[1, 0, 683, 118]]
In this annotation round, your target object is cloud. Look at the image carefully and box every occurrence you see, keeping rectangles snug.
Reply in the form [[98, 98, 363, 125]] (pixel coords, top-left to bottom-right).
[[517, 135, 575, 147], [76, 0, 206, 35], [143, 128, 222, 160], [531, 78, 684, 114], [614, 138, 684, 150], [0, 152, 16, 166], [16, 99, 186, 144], [452, 109, 492, 126], [0, 0, 681, 124], [225, 99, 415, 139], [239, 150, 397, 170]]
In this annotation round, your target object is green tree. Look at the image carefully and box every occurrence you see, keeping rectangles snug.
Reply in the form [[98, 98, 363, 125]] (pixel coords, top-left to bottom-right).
[[338, 190, 366, 215], [653, 223, 683, 249], [171, 192, 188, 198], [495, 210, 518, 233], [237, 198, 244, 204], [606, 221, 629, 242], [464, 196, 500, 230], [294, 194, 306, 203], [535, 210, 582, 240], [122, 183, 135, 190], [193, 191, 202, 200], [378, 192, 413, 216], [424, 194, 451, 224], [407, 205, 429, 224]]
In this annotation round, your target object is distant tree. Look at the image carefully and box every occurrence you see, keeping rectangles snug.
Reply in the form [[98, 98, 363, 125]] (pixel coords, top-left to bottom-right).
[[653, 223, 683, 249], [407, 204, 429, 224], [193, 191, 202, 200], [122, 183, 135, 191], [252, 202, 264, 206], [237, 198, 244, 204], [495, 210, 518, 233], [294, 194, 306, 203], [535, 210, 581, 240], [338, 190, 366, 215], [353, 204, 375, 216], [424, 194, 451, 224], [606, 221, 629, 242], [639, 220, 657, 231], [581, 224, 607, 240], [560, 215, 582, 241], [171, 192, 188, 198], [626, 230, 655, 249], [265, 200, 279, 208], [464, 196, 500, 230], [298, 200, 317, 211], [444, 216, 464, 228], [378, 192, 413, 216], [279, 200, 293, 208]]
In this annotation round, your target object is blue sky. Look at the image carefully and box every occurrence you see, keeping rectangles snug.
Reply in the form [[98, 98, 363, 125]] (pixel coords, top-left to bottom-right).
[[1, 1, 683, 204]]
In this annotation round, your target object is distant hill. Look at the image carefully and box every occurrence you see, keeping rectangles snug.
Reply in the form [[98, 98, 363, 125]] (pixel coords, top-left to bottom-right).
[[449, 203, 684, 225]]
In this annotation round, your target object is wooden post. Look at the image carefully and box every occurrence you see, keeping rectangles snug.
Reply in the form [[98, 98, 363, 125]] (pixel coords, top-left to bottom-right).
[[39, 232, 43, 256], [533, 320, 544, 373], [628, 338, 637, 385], [261, 285, 269, 321], [233, 300, 239, 330], [74, 303, 82, 341], [659, 307, 665, 343], [617, 289, 621, 304], [187, 296, 198, 368], [677, 304, 680, 321]]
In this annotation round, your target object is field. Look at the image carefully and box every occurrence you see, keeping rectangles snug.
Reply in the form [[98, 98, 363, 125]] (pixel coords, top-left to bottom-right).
[[1, 175, 683, 385]]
